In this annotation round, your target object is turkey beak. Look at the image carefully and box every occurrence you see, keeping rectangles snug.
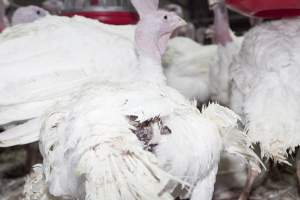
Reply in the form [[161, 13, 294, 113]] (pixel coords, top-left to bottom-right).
[[173, 16, 187, 30]]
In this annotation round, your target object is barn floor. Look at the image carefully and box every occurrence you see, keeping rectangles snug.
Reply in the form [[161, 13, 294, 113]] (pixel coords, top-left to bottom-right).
[[0, 147, 27, 200], [0, 147, 299, 200], [214, 167, 300, 200]]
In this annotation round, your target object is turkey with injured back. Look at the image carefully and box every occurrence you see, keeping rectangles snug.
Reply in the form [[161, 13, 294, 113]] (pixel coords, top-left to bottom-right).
[[18, 0, 260, 200]]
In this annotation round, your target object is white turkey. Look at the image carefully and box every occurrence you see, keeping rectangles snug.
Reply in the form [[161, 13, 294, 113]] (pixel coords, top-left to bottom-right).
[[0, 17, 136, 140], [162, 37, 216, 102], [0, 1, 136, 174], [0, 2, 194, 145], [0, 0, 260, 199], [206, 0, 250, 195], [0, 4, 58, 173], [209, 0, 243, 106], [161, 4, 214, 103], [0, 1, 204, 141], [162, 0, 244, 105], [229, 16, 300, 200], [150, 34, 251, 196]]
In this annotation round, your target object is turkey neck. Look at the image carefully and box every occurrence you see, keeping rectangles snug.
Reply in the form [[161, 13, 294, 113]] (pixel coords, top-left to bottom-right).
[[212, 2, 233, 46], [134, 21, 168, 83], [135, 22, 162, 64], [0, 0, 5, 31]]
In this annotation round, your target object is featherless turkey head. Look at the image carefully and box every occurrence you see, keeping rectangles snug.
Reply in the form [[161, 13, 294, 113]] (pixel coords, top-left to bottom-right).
[[131, 0, 186, 63], [11, 6, 49, 26]]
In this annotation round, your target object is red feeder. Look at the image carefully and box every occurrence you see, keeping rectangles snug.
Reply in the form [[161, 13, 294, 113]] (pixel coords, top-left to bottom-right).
[[62, 10, 138, 25], [226, 0, 300, 19], [61, 0, 138, 25]]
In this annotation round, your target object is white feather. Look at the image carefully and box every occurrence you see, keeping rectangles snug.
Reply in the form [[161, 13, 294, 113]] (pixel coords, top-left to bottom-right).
[[0, 118, 41, 147], [210, 32, 243, 105], [39, 82, 192, 199], [162, 37, 216, 102], [23, 164, 53, 200], [0, 15, 137, 137], [0, 12, 258, 200], [202, 103, 263, 171]]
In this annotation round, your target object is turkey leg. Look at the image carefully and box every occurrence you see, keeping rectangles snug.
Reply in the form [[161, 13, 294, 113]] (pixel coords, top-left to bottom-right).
[[238, 167, 259, 200]]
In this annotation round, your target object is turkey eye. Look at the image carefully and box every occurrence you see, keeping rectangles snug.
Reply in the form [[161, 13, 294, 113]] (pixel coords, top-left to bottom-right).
[[36, 10, 41, 15], [164, 15, 168, 20]]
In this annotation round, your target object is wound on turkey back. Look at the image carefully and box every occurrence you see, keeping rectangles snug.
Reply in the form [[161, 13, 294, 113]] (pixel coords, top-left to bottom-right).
[[127, 115, 172, 152]]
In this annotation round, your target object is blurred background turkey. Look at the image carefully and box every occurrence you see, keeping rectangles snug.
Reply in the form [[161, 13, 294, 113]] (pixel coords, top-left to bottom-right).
[[1, 0, 300, 200]]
